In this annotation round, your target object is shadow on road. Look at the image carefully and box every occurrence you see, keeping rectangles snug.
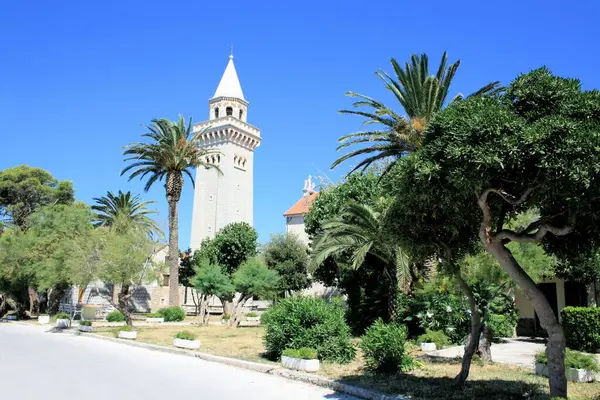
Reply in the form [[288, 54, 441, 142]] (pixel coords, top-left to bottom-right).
[[334, 373, 548, 400]]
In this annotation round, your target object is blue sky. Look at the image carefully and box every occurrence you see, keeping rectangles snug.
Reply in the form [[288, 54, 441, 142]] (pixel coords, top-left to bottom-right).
[[2, 1, 599, 248]]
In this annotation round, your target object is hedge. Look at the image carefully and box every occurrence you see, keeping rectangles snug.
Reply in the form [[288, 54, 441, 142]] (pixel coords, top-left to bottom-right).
[[561, 306, 600, 352]]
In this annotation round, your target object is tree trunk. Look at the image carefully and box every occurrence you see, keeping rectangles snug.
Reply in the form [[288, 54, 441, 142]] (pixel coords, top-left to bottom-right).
[[198, 294, 210, 325], [386, 266, 398, 322], [112, 283, 120, 304], [488, 243, 567, 398], [167, 199, 180, 306], [220, 296, 233, 317], [0, 293, 16, 318], [229, 294, 251, 328], [190, 288, 199, 316], [27, 287, 39, 317], [117, 284, 134, 328], [478, 325, 493, 362], [46, 285, 66, 315], [454, 273, 481, 388]]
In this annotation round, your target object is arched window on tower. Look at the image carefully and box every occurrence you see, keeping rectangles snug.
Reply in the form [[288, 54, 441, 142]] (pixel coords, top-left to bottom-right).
[[214, 108, 219, 119], [226, 107, 233, 116], [239, 109, 243, 120]]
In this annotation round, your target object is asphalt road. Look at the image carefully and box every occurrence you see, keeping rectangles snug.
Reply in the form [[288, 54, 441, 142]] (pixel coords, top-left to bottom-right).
[[0, 324, 357, 400]]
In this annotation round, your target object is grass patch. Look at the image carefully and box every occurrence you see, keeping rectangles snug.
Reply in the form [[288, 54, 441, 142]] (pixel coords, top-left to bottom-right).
[[93, 325, 600, 399], [331, 357, 600, 400], [94, 325, 274, 364]]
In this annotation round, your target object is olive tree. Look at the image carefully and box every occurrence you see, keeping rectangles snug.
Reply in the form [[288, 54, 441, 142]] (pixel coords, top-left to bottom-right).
[[195, 222, 258, 315], [98, 226, 159, 327], [263, 233, 310, 294], [193, 259, 234, 325], [193, 257, 279, 327], [387, 67, 600, 398]]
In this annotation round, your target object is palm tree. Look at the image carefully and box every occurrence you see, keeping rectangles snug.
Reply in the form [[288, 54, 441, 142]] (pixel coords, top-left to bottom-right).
[[332, 52, 501, 174], [92, 190, 160, 238], [310, 201, 410, 320], [121, 115, 219, 306]]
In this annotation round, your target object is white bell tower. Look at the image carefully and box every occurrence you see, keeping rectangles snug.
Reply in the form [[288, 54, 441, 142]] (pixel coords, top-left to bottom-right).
[[189, 55, 261, 250]]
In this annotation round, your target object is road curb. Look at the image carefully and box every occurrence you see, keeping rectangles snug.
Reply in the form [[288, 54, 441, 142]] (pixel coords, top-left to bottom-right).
[[82, 332, 406, 400]]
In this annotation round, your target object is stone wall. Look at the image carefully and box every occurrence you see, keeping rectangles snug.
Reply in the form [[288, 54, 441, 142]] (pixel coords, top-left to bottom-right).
[[61, 282, 273, 316]]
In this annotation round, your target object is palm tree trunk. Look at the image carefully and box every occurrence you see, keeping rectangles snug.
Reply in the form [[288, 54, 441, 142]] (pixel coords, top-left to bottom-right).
[[167, 199, 180, 306], [385, 266, 398, 322]]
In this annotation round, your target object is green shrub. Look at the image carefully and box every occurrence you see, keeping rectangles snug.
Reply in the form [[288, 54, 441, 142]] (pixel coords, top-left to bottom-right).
[[417, 329, 451, 349], [175, 330, 196, 340], [222, 313, 231, 320], [473, 283, 519, 341], [261, 297, 355, 363], [246, 312, 258, 318], [157, 306, 185, 322], [106, 310, 125, 322], [487, 313, 517, 339], [146, 312, 162, 318], [561, 306, 600, 352], [79, 320, 92, 326], [407, 282, 470, 344], [536, 348, 599, 372], [343, 258, 392, 335], [360, 319, 420, 374], [55, 313, 70, 319], [282, 347, 318, 360], [534, 349, 547, 364]]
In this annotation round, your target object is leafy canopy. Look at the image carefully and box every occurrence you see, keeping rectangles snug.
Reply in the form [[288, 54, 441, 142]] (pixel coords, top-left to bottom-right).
[[263, 233, 310, 292], [0, 203, 94, 291], [193, 259, 234, 298], [92, 190, 160, 238], [121, 115, 219, 197], [199, 222, 259, 275], [0, 165, 74, 229], [232, 257, 280, 298], [193, 257, 279, 300], [99, 227, 158, 286], [333, 52, 501, 175], [387, 67, 600, 277], [305, 170, 383, 240]]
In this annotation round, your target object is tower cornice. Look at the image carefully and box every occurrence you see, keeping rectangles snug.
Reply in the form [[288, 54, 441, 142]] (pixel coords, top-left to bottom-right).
[[193, 117, 261, 151], [209, 96, 249, 107]]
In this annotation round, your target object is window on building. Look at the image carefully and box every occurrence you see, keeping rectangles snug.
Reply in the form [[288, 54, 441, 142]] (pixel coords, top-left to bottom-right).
[[226, 107, 233, 116], [214, 108, 219, 119], [239, 109, 243, 119]]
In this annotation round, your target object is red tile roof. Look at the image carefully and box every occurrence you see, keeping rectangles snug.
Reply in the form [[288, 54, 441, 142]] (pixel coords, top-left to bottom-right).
[[283, 192, 319, 216]]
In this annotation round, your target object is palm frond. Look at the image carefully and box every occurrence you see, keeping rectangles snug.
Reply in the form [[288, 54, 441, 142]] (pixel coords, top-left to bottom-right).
[[92, 190, 161, 239]]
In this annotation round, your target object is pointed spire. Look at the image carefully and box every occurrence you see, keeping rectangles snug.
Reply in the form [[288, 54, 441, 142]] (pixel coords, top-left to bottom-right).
[[213, 54, 245, 100]]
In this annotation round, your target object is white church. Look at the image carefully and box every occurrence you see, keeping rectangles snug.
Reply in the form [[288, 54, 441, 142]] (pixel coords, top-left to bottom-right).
[[189, 54, 261, 250]]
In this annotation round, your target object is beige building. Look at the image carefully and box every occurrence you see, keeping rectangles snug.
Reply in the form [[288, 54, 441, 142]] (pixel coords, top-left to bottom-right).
[[515, 277, 599, 336], [283, 177, 340, 298], [190, 55, 261, 250], [284, 176, 319, 246]]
